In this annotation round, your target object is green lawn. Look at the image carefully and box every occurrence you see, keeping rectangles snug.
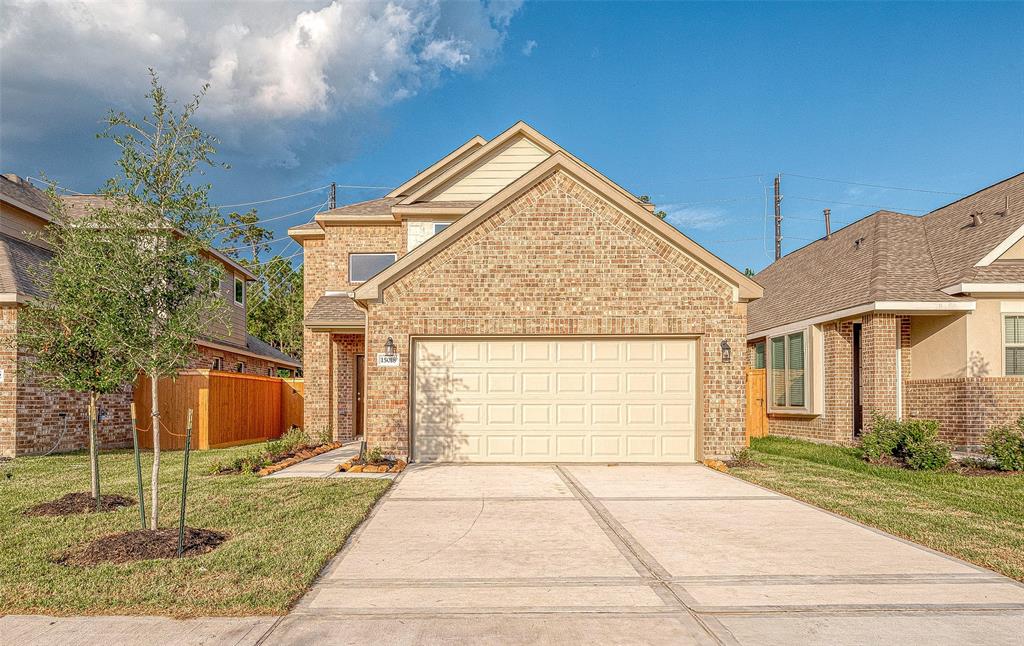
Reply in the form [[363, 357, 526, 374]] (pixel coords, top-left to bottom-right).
[[0, 444, 389, 617], [731, 436, 1024, 582]]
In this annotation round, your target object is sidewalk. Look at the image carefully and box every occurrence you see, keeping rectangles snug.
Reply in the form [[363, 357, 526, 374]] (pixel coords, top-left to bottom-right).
[[264, 441, 360, 478], [0, 615, 277, 646]]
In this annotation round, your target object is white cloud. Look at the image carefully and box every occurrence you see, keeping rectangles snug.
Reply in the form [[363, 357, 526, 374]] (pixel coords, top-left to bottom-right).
[[662, 205, 729, 231], [522, 39, 537, 56], [0, 0, 523, 169]]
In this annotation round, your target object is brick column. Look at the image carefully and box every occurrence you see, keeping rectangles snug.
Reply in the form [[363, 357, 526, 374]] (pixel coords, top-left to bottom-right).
[[303, 328, 332, 439], [860, 313, 901, 420]]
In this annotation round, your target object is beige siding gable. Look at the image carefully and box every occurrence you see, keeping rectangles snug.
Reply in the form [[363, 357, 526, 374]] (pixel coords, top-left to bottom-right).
[[430, 136, 549, 202], [997, 235, 1024, 261]]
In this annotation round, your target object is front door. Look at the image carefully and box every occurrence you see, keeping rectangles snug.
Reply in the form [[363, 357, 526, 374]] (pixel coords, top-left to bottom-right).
[[355, 354, 365, 438], [853, 323, 863, 435]]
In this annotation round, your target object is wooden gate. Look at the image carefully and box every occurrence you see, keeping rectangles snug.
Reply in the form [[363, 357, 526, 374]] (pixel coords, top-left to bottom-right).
[[745, 367, 768, 444]]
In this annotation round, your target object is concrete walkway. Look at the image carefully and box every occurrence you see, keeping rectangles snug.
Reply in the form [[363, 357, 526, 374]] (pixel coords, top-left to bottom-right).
[[264, 442, 360, 478], [266, 464, 1024, 645]]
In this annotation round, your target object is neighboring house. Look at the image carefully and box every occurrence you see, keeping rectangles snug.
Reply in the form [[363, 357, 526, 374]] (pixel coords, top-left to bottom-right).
[[0, 174, 301, 457], [290, 122, 761, 463], [747, 173, 1024, 450]]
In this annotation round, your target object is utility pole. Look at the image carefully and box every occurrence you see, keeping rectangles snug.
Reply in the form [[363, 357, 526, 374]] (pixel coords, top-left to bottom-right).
[[824, 208, 832, 240], [329, 182, 337, 210], [773, 174, 783, 260]]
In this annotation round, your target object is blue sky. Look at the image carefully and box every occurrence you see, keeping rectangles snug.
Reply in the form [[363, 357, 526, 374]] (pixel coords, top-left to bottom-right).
[[2, 1, 1022, 273]]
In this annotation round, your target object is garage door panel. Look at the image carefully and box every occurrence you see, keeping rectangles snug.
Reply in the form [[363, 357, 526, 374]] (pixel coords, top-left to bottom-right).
[[414, 338, 697, 463]]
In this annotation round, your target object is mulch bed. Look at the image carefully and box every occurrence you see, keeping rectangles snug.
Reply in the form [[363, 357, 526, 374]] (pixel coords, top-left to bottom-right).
[[946, 463, 1022, 477], [724, 456, 766, 469], [338, 456, 406, 474], [25, 492, 135, 517], [57, 527, 228, 566]]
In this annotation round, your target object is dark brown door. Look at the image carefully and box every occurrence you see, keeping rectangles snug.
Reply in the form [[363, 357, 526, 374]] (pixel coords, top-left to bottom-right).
[[355, 354, 365, 438], [853, 323, 863, 436]]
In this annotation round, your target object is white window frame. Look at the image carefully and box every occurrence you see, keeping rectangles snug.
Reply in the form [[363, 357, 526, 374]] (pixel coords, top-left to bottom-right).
[[235, 361, 245, 373], [433, 222, 450, 235], [1004, 314, 1024, 376], [349, 253, 397, 284], [212, 357, 223, 371], [234, 276, 244, 306], [767, 326, 822, 415], [267, 367, 275, 377]]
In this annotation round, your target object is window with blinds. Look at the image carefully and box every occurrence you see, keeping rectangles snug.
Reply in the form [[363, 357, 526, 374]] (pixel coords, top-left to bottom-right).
[[769, 331, 808, 409], [753, 342, 766, 369], [1006, 316, 1024, 376]]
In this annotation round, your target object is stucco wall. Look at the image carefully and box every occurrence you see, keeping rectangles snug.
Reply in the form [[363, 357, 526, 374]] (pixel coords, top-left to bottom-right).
[[364, 170, 749, 460]]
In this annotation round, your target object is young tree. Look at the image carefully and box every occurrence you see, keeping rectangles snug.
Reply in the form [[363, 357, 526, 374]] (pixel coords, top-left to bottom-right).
[[102, 71, 225, 529], [18, 194, 141, 505], [223, 209, 272, 262]]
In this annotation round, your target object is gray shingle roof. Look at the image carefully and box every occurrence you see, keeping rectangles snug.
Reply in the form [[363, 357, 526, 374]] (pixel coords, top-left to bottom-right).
[[246, 334, 301, 367], [305, 294, 365, 326], [749, 173, 1024, 335], [321, 197, 400, 216], [0, 233, 52, 298]]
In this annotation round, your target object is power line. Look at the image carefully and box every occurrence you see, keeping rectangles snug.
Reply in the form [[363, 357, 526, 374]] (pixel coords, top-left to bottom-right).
[[788, 195, 927, 213], [212, 200, 327, 233], [212, 185, 331, 209], [783, 172, 962, 196]]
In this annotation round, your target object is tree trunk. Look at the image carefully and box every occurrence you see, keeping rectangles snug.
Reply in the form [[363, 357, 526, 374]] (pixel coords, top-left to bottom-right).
[[149, 371, 160, 530], [88, 392, 100, 509]]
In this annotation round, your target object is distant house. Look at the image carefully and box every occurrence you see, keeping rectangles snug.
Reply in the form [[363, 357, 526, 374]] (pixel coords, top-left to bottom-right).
[[747, 173, 1024, 449], [0, 174, 301, 457]]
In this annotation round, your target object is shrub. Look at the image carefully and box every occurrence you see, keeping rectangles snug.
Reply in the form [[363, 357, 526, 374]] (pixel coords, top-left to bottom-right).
[[985, 416, 1024, 471], [860, 413, 951, 470]]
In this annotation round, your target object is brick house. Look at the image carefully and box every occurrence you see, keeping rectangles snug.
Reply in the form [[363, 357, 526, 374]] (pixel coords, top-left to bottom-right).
[[290, 122, 762, 462], [0, 174, 301, 457], [747, 173, 1024, 450]]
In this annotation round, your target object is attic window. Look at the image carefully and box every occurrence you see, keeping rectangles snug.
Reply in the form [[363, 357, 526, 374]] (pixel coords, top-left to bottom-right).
[[349, 253, 397, 283]]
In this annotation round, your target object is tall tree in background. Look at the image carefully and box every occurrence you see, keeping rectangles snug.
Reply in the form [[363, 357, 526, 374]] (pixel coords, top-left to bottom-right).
[[221, 213, 305, 362], [17, 191, 140, 505], [102, 71, 225, 529], [223, 209, 272, 262]]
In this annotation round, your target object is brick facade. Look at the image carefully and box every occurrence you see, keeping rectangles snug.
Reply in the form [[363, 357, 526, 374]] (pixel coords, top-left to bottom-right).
[[764, 320, 856, 444], [904, 377, 1024, 449], [752, 312, 1019, 450], [362, 170, 748, 459], [302, 222, 403, 441]]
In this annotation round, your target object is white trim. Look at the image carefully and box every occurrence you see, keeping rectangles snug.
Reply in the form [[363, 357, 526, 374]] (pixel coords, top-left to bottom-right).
[[1004, 313, 1024, 377], [195, 338, 302, 369], [748, 300, 977, 340], [942, 282, 1024, 295], [233, 276, 245, 305], [1000, 300, 1024, 313], [0, 292, 27, 303], [324, 290, 355, 297], [976, 222, 1024, 266]]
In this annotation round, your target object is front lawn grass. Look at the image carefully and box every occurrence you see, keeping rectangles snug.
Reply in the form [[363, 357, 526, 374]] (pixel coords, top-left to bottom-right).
[[0, 444, 389, 616], [730, 436, 1024, 582]]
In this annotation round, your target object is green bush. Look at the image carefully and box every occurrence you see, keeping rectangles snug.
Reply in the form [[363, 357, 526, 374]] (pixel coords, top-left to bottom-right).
[[860, 413, 950, 470], [985, 416, 1024, 471]]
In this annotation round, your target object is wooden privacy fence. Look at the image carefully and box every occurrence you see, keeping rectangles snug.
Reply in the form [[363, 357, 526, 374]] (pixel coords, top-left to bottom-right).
[[745, 367, 768, 444], [134, 371, 305, 450]]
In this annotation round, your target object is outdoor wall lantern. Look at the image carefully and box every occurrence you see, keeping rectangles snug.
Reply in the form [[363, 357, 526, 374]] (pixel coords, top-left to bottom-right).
[[384, 336, 397, 357], [720, 340, 732, 363]]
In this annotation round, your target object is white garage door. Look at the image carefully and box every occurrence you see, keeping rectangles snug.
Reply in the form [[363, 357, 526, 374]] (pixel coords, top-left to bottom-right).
[[412, 338, 697, 463]]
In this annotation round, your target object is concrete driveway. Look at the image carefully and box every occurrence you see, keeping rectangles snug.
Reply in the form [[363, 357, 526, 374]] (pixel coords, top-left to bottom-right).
[[263, 464, 1024, 645]]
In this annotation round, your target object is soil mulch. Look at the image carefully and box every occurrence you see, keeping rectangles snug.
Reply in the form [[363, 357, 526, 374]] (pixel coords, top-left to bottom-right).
[[255, 442, 342, 476], [946, 463, 1022, 477], [725, 456, 766, 469], [25, 492, 135, 517], [58, 527, 228, 566]]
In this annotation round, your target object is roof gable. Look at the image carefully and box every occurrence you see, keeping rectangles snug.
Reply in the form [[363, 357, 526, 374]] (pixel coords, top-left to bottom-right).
[[354, 151, 762, 302], [386, 135, 486, 199]]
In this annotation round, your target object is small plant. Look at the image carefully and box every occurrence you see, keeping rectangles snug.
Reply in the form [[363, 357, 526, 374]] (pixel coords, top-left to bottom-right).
[[860, 413, 950, 471], [365, 446, 385, 465], [985, 416, 1024, 472]]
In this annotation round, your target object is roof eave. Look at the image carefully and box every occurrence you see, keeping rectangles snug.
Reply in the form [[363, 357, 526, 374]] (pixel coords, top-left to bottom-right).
[[747, 299, 977, 340]]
